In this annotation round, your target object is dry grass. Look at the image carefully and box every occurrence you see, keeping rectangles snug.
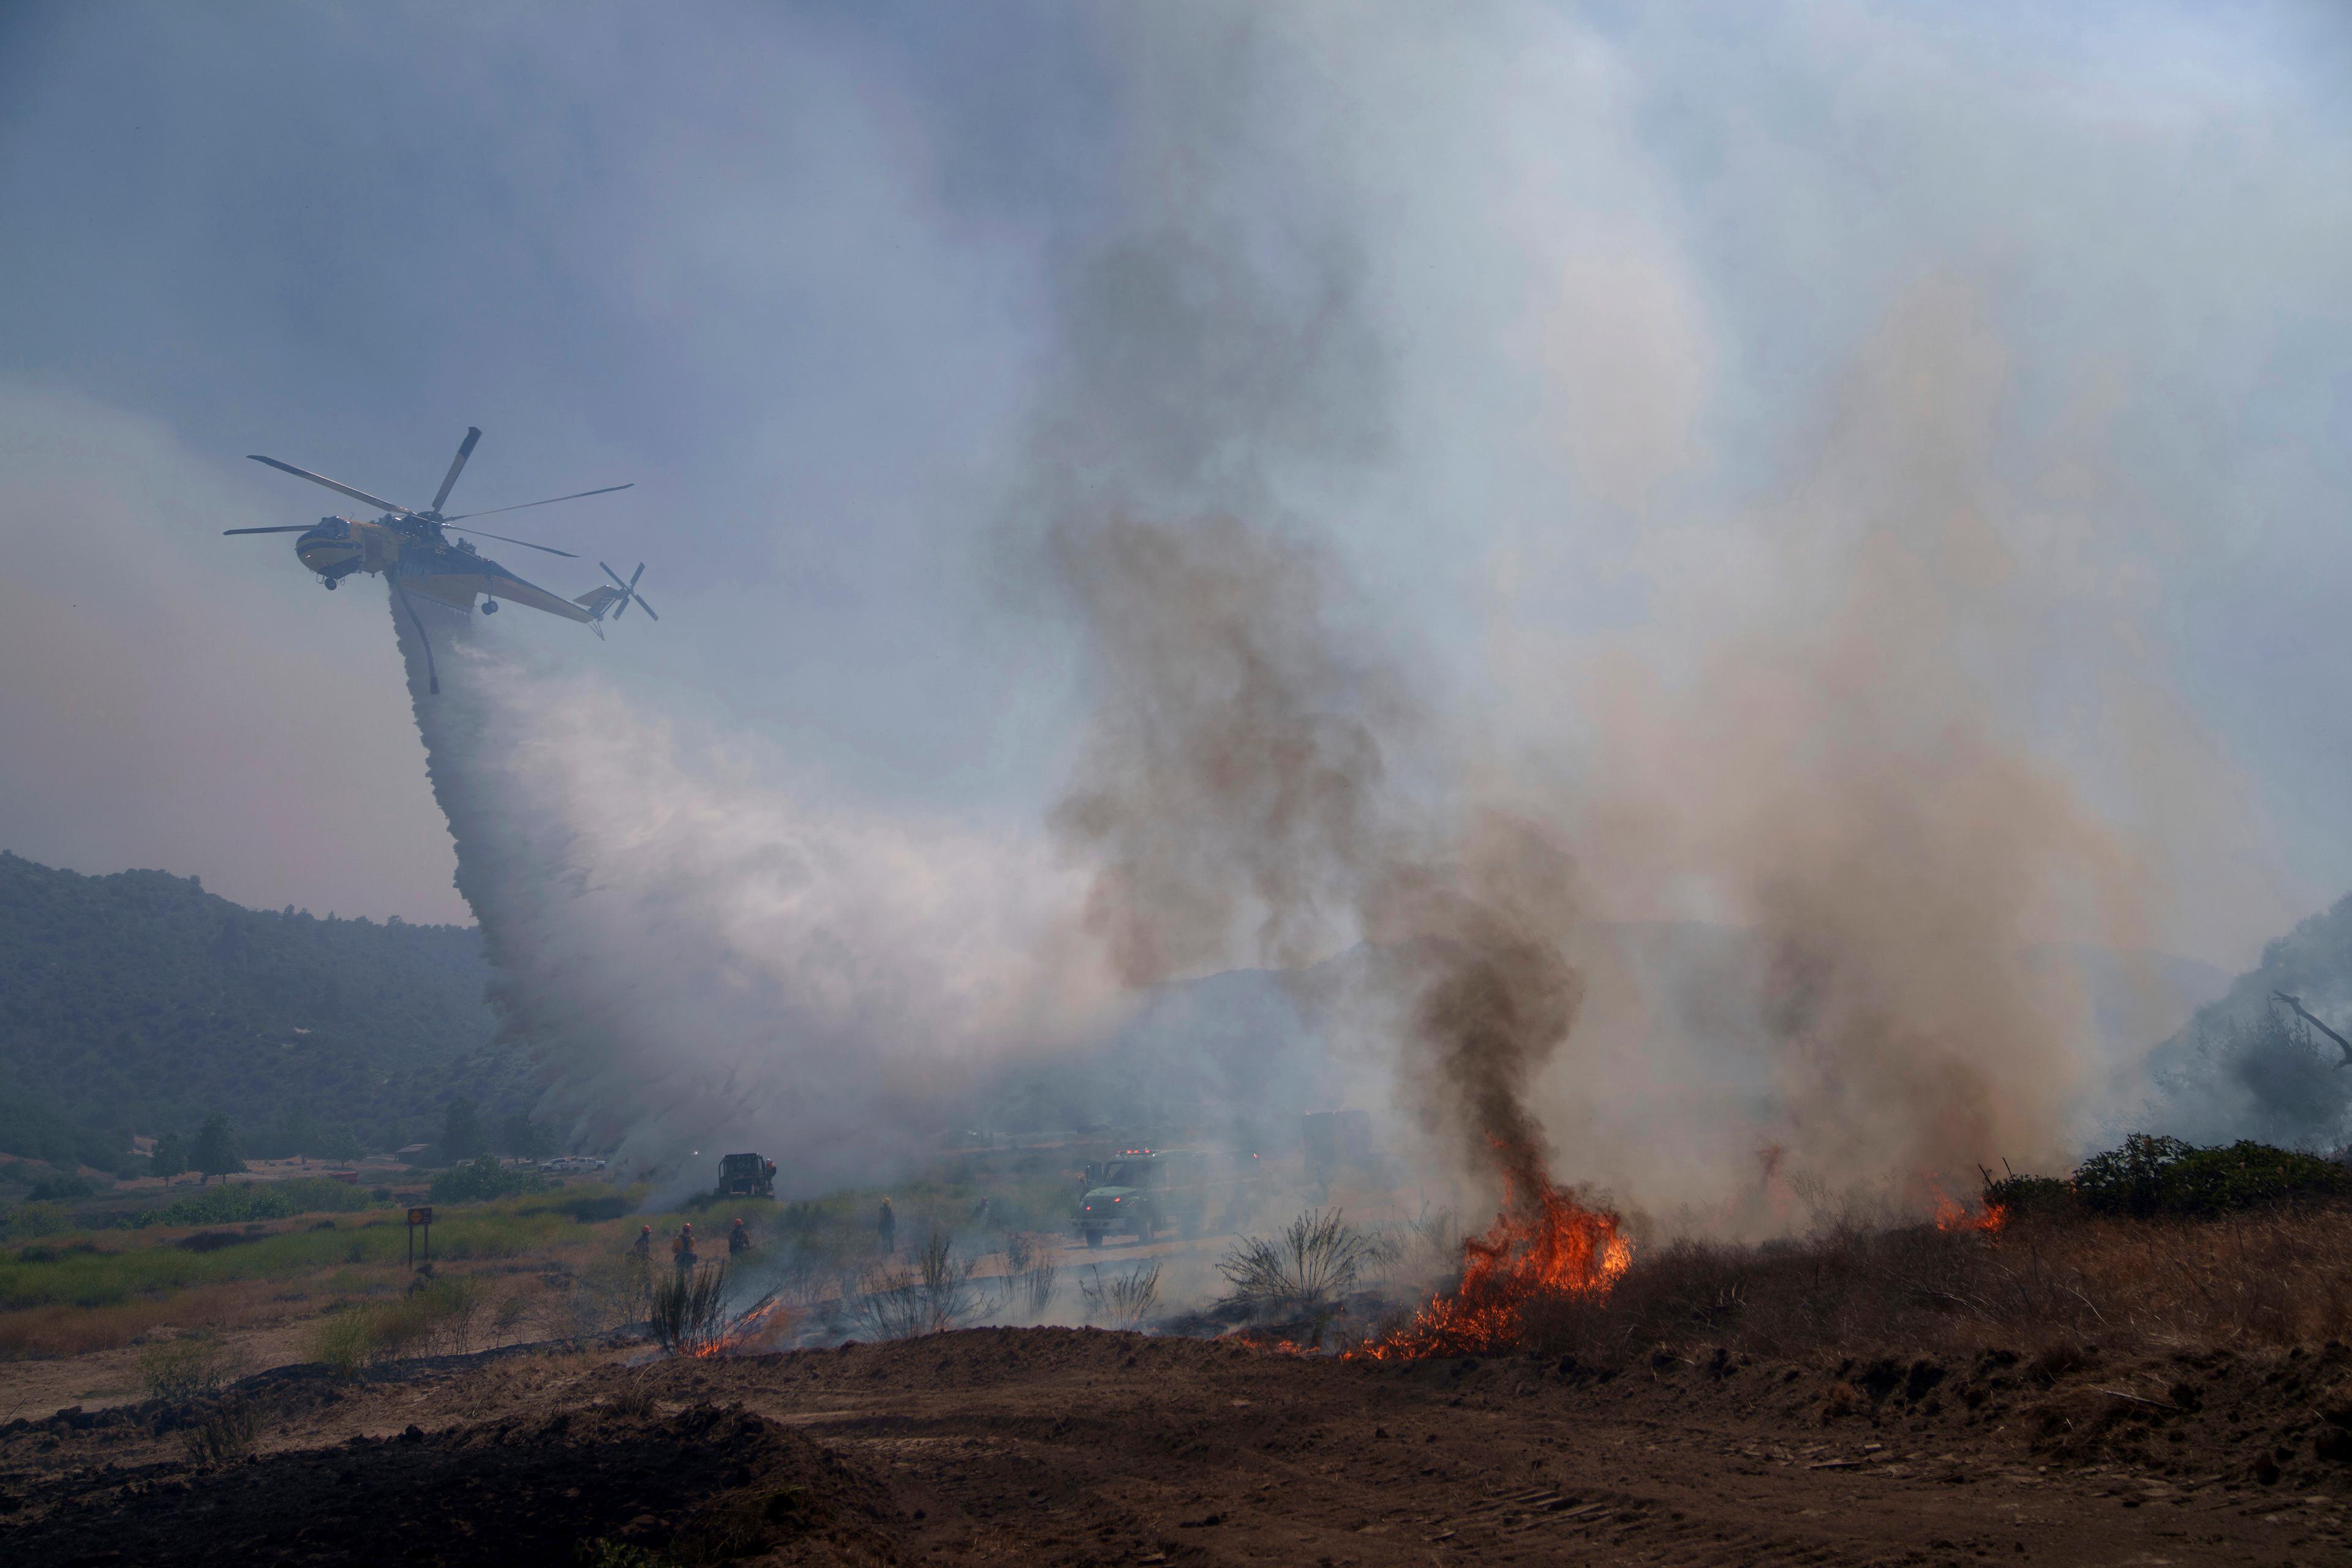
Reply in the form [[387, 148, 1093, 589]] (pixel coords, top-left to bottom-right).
[[1000, 1231, 1060, 1319], [1527, 1201, 2352, 1366], [135, 1332, 250, 1401], [304, 1273, 499, 1377], [854, 1232, 983, 1340], [0, 1279, 295, 1359], [1079, 1261, 1162, 1331]]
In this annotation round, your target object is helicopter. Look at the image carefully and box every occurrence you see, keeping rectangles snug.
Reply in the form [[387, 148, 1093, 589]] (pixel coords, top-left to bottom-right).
[[226, 426, 655, 693]]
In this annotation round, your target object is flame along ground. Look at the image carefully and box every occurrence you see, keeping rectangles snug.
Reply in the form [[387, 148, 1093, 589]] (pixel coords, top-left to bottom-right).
[[673, 1182, 2005, 1363], [1349, 1182, 1634, 1362], [1932, 1190, 2008, 1235]]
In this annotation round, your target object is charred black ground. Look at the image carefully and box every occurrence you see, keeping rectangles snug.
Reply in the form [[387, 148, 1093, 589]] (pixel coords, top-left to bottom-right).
[[6, 1325, 2350, 1567]]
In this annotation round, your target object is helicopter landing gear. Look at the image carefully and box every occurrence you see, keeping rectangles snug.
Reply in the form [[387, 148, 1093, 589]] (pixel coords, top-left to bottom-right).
[[480, 598, 499, 614]]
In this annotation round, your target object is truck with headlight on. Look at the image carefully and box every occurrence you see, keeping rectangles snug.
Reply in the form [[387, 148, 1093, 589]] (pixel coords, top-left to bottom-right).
[[1072, 1148, 1208, 1248]]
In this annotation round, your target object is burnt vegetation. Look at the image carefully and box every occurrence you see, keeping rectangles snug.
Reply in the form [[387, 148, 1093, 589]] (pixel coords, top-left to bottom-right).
[[1524, 1136, 2352, 1373]]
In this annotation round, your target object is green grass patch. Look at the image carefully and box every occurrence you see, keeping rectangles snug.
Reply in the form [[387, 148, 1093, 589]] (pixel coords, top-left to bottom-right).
[[0, 1197, 598, 1315], [428, 1156, 550, 1205], [132, 1178, 375, 1229]]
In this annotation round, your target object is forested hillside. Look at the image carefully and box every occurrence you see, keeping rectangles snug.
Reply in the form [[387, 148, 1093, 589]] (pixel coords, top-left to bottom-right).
[[0, 852, 530, 1167], [2141, 890, 2352, 1150]]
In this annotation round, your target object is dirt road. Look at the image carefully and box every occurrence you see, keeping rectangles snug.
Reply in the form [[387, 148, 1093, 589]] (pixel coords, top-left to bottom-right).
[[6, 1329, 2348, 1564]]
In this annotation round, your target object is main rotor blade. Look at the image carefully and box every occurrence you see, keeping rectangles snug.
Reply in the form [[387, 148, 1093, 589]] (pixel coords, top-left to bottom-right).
[[442, 482, 632, 521], [222, 525, 315, 535], [431, 426, 481, 514], [247, 454, 410, 515], [445, 526, 577, 558]]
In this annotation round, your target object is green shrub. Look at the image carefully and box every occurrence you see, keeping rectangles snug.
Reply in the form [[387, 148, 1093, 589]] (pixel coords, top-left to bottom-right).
[[135, 1177, 371, 1229], [137, 1334, 248, 1401], [2072, 1133, 2351, 1218], [429, 1155, 548, 1205], [307, 1307, 382, 1379], [306, 1275, 488, 1376], [1, 1202, 72, 1242], [28, 1172, 97, 1203], [1981, 1171, 2077, 1218]]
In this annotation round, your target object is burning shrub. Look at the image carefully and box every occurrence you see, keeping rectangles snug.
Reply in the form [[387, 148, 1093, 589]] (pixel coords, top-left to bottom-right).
[[1218, 1208, 1381, 1321], [1080, 1261, 1161, 1331], [1354, 1180, 1631, 1360], [651, 1263, 733, 1355]]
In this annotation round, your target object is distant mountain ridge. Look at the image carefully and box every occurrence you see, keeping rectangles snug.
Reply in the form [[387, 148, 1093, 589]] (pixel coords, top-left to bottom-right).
[[0, 851, 525, 1167]]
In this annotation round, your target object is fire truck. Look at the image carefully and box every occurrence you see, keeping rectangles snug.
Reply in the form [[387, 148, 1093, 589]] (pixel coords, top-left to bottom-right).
[[716, 1152, 777, 1199], [1072, 1148, 1207, 1248]]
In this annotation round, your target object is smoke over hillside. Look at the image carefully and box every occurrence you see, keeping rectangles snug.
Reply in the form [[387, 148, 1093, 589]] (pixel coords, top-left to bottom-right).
[[360, 2, 2349, 1210]]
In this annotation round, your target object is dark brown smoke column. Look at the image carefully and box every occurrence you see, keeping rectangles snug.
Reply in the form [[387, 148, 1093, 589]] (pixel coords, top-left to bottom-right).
[[1049, 513, 1396, 986], [1371, 816, 1585, 1194], [1050, 511, 1591, 1194]]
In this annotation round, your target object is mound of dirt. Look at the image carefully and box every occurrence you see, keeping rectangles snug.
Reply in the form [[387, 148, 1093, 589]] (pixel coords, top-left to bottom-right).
[[5, 1401, 908, 1567]]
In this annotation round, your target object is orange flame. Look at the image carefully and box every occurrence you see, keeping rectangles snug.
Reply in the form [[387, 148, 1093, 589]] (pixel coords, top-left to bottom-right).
[[689, 1295, 797, 1358], [1349, 1179, 1631, 1362], [1928, 1182, 2007, 1235]]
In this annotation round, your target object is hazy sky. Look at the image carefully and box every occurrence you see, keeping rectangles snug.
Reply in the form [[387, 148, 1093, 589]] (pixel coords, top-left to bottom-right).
[[2, 1, 2348, 969]]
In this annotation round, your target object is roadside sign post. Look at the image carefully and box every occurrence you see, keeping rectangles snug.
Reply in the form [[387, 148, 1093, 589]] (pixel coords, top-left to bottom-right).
[[407, 1206, 434, 1267]]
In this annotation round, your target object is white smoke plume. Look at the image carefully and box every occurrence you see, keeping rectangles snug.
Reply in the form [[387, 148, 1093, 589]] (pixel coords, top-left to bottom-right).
[[390, 596, 1120, 1191], [347, 1, 2342, 1222]]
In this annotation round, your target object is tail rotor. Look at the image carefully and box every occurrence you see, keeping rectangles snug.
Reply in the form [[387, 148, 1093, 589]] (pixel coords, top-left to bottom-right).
[[598, 561, 658, 622]]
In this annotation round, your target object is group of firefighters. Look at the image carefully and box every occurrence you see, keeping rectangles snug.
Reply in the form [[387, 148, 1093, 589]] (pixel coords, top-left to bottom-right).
[[625, 1180, 1023, 1283], [629, 1215, 755, 1276], [626, 1196, 912, 1277]]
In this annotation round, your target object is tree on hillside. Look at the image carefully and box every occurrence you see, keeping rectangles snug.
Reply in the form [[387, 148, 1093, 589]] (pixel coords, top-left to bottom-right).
[[153, 1129, 189, 1180], [189, 1113, 246, 1185], [442, 1097, 486, 1163], [499, 1110, 549, 1159]]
